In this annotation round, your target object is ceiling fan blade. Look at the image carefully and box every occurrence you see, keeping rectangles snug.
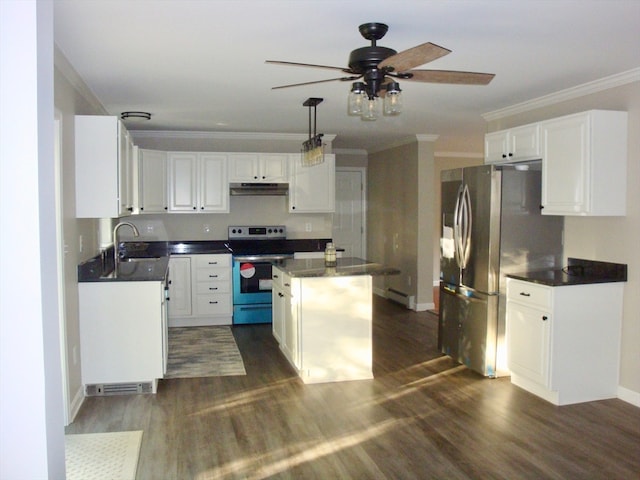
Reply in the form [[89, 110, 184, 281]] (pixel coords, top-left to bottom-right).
[[378, 42, 451, 72], [272, 75, 362, 90], [406, 69, 495, 85], [266, 60, 353, 74]]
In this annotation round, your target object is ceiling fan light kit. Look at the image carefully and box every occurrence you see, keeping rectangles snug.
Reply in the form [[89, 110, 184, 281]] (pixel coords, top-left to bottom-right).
[[267, 22, 494, 122]]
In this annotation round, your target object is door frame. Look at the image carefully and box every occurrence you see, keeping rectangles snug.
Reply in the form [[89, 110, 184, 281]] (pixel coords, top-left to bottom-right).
[[335, 167, 367, 259]]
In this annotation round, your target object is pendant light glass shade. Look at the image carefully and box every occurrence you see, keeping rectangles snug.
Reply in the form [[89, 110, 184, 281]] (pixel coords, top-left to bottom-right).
[[348, 82, 367, 116], [361, 97, 380, 121], [383, 82, 403, 116]]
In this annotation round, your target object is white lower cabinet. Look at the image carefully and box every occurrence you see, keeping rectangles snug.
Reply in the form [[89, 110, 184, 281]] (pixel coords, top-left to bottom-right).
[[272, 266, 373, 383], [78, 281, 166, 393], [506, 278, 623, 405], [168, 254, 232, 326]]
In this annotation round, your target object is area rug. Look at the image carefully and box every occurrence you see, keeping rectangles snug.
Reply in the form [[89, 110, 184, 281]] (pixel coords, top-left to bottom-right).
[[165, 326, 246, 378], [65, 430, 142, 480]]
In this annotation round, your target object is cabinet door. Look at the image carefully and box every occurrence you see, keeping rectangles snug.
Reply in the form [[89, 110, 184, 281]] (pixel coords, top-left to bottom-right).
[[168, 256, 192, 317], [168, 153, 198, 211], [260, 154, 288, 182], [75, 115, 121, 218], [289, 153, 335, 213], [541, 114, 589, 215], [484, 131, 509, 163], [199, 153, 229, 212], [272, 284, 284, 344], [228, 153, 259, 182], [507, 301, 550, 387], [282, 289, 300, 369], [509, 124, 539, 160], [139, 149, 167, 213]]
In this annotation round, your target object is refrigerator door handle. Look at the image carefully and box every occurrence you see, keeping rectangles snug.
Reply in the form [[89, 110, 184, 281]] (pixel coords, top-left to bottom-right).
[[460, 184, 473, 269], [453, 185, 465, 268]]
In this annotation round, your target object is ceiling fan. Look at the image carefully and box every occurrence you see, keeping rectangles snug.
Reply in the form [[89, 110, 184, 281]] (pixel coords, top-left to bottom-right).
[[266, 22, 495, 114]]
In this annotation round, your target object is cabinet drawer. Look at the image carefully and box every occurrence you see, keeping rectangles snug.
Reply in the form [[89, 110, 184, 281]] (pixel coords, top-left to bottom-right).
[[195, 268, 230, 283], [194, 294, 232, 315], [194, 254, 231, 268], [507, 279, 551, 309], [195, 281, 230, 295]]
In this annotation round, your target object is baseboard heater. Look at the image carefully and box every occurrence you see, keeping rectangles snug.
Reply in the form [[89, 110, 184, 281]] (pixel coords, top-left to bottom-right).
[[85, 382, 153, 396], [387, 288, 415, 309]]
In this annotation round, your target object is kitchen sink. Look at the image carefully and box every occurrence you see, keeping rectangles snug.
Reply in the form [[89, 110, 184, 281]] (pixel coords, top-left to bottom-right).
[[120, 256, 162, 263]]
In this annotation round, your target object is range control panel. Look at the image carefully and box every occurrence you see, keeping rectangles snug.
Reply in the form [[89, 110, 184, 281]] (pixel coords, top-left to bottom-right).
[[228, 225, 286, 240]]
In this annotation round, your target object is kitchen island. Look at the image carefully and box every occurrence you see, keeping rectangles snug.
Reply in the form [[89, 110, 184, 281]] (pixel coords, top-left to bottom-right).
[[272, 257, 399, 384]]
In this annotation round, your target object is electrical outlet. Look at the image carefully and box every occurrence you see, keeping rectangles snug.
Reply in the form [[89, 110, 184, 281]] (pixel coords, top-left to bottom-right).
[[305, 222, 312, 232], [203, 224, 211, 233], [407, 276, 412, 286], [78, 235, 83, 253], [72, 346, 78, 365], [146, 224, 154, 234]]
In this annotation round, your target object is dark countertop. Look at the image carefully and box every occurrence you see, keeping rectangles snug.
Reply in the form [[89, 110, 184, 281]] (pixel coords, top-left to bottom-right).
[[78, 256, 170, 282], [78, 239, 331, 282], [274, 257, 401, 278], [507, 258, 627, 287]]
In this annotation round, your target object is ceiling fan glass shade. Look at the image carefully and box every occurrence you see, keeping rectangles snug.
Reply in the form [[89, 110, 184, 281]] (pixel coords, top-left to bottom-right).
[[348, 82, 367, 116], [383, 82, 402, 116], [361, 96, 380, 121]]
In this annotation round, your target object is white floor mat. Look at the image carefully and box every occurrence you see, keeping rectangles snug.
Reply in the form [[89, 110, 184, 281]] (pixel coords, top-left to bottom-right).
[[65, 430, 143, 480]]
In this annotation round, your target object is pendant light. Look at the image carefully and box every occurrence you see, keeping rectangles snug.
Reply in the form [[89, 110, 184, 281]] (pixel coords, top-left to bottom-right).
[[383, 82, 403, 116]]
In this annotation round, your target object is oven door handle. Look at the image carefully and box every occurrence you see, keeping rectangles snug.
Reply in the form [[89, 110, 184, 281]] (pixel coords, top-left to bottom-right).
[[233, 254, 294, 262]]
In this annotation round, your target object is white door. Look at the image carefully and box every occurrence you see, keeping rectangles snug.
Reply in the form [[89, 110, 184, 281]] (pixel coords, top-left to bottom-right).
[[333, 168, 366, 258]]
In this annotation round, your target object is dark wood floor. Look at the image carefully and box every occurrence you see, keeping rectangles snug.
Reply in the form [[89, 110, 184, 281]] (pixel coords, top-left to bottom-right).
[[66, 296, 640, 479]]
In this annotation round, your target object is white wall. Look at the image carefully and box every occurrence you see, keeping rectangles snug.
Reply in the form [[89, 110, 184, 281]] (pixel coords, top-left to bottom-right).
[[0, 1, 65, 477]]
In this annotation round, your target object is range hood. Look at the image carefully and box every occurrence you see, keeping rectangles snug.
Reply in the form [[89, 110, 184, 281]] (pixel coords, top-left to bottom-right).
[[229, 182, 289, 196]]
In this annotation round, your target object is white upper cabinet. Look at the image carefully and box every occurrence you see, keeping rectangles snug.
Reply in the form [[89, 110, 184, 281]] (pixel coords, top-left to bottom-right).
[[228, 153, 288, 183], [138, 149, 168, 214], [288, 153, 335, 213], [540, 110, 627, 216], [168, 152, 229, 213], [485, 124, 540, 164], [75, 115, 135, 218]]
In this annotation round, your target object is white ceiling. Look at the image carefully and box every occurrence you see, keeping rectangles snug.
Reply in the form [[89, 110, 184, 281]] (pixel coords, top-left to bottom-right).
[[53, 0, 640, 153]]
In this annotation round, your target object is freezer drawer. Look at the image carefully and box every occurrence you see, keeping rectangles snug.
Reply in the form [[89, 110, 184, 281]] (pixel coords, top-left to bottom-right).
[[439, 284, 499, 377]]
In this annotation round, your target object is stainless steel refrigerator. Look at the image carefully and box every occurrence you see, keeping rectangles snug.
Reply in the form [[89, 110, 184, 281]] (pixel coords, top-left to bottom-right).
[[438, 162, 563, 377]]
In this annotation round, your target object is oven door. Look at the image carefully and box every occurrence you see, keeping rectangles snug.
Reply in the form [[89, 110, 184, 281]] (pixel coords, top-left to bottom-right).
[[232, 255, 292, 305]]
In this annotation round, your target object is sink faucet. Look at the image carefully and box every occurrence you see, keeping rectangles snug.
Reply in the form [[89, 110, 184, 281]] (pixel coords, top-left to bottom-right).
[[113, 221, 140, 269]]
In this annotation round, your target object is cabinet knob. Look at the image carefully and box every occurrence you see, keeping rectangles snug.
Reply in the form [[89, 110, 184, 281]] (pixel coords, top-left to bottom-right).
[[508, 153, 513, 157], [254, 176, 258, 179], [542, 316, 548, 321], [164, 206, 168, 210], [502, 154, 507, 158], [193, 206, 197, 210], [201, 206, 204, 210], [140, 207, 144, 211]]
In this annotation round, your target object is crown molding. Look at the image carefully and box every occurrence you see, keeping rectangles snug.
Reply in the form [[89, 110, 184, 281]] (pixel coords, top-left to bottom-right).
[[54, 45, 106, 115], [333, 148, 368, 156], [482, 68, 640, 121], [130, 130, 336, 143], [368, 134, 439, 154]]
